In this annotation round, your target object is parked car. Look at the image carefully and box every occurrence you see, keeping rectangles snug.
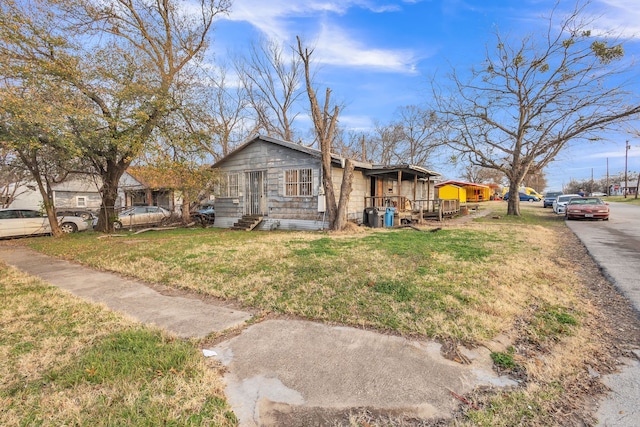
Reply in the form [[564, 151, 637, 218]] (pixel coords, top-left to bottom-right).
[[193, 204, 215, 226], [543, 191, 563, 208], [565, 197, 609, 221], [553, 194, 581, 214], [113, 206, 171, 230], [589, 192, 607, 197], [0, 208, 89, 239], [56, 210, 96, 221], [504, 192, 540, 202]]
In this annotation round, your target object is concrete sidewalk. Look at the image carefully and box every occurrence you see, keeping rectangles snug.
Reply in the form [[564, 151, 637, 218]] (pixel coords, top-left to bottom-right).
[[0, 244, 517, 426], [0, 246, 252, 338]]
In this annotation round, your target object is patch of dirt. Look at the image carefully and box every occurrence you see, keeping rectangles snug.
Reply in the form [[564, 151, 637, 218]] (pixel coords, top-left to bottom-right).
[[453, 226, 640, 426]]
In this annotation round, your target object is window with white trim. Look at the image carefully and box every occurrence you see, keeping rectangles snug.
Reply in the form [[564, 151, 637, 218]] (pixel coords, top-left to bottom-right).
[[218, 173, 240, 197], [285, 168, 313, 196], [76, 196, 87, 207]]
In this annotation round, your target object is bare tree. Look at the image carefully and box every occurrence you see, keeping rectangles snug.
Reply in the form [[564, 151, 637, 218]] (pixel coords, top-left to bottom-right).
[[370, 121, 403, 164], [433, 2, 640, 215], [237, 38, 304, 142], [394, 105, 440, 166], [181, 66, 255, 161], [296, 36, 353, 230], [462, 164, 505, 185]]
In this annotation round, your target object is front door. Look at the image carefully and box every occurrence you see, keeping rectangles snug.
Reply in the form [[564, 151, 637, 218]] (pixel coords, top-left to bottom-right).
[[370, 177, 385, 207], [245, 171, 267, 216]]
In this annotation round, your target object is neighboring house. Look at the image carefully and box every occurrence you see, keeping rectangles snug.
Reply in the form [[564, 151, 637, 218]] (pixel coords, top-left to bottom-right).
[[120, 167, 182, 212], [6, 175, 103, 212], [5, 169, 182, 214], [610, 181, 638, 196], [436, 182, 467, 203], [211, 135, 442, 231], [436, 180, 491, 203]]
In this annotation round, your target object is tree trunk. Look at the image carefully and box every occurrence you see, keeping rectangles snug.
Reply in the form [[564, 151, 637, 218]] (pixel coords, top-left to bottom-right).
[[506, 181, 521, 216], [333, 159, 355, 230], [95, 161, 129, 233], [181, 194, 192, 223], [34, 175, 62, 237], [322, 156, 338, 228]]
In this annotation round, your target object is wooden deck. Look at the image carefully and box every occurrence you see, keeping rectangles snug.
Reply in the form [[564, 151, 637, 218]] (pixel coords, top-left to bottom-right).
[[364, 196, 461, 224]]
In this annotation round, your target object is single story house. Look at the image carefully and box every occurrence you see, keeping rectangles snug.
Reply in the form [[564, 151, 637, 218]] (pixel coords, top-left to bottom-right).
[[5, 175, 103, 212], [436, 180, 491, 203], [211, 135, 442, 230], [436, 182, 467, 203], [120, 167, 181, 212], [5, 169, 182, 215]]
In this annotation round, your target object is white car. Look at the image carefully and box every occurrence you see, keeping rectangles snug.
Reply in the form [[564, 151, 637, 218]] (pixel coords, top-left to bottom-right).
[[0, 208, 89, 239], [552, 194, 581, 215]]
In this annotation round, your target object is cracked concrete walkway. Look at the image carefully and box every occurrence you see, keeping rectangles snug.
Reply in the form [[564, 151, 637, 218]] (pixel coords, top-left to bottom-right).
[[0, 246, 252, 338]]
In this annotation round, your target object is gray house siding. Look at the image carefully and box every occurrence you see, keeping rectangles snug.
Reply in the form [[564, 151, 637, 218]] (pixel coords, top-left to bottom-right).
[[53, 191, 102, 211], [214, 139, 327, 231], [212, 135, 441, 231]]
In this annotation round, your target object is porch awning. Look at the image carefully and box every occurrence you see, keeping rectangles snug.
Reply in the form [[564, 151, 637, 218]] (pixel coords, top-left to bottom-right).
[[364, 164, 441, 180]]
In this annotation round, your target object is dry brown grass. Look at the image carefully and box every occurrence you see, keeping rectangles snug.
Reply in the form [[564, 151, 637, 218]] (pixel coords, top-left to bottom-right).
[[0, 265, 235, 426], [13, 203, 636, 425]]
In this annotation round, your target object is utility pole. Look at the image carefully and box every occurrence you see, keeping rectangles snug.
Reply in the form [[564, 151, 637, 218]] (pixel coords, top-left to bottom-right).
[[624, 141, 630, 198]]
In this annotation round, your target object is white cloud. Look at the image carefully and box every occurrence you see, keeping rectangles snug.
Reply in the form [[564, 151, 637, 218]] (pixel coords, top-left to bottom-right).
[[586, 148, 640, 159], [315, 24, 417, 72], [590, 0, 640, 39], [222, 0, 418, 72], [339, 113, 375, 131]]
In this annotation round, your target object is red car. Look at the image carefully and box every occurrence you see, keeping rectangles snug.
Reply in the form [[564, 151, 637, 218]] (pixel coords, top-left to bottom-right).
[[565, 197, 609, 221]]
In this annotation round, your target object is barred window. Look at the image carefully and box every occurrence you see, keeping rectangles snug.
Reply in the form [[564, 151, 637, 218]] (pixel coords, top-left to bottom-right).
[[217, 173, 240, 197], [285, 168, 313, 196]]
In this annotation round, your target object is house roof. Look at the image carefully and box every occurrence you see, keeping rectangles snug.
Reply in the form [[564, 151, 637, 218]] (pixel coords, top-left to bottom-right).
[[435, 180, 490, 189], [212, 134, 372, 170], [366, 164, 440, 180], [212, 134, 441, 179]]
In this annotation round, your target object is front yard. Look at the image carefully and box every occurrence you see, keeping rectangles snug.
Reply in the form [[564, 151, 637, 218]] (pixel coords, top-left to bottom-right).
[[2, 203, 636, 425]]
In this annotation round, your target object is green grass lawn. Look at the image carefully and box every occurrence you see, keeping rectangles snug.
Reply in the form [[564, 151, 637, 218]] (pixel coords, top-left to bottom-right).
[[0, 266, 236, 426], [25, 204, 576, 343], [604, 195, 640, 205], [1, 202, 615, 426]]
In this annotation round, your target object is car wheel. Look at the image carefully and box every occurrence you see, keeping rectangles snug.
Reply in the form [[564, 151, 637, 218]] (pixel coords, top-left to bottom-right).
[[113, 221, 122, 230], [60, 222, 78, 233]]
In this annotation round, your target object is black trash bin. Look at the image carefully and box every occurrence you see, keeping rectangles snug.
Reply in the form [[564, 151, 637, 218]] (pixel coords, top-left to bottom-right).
[[371, 208, 384, 228], [363, 207, 376, 227]]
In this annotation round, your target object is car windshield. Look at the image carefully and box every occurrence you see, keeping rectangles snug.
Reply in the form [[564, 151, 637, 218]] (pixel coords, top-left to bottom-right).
[[557, 196, 574, 203], [568, 198, 603, 205], [546, 192, 562, 198]]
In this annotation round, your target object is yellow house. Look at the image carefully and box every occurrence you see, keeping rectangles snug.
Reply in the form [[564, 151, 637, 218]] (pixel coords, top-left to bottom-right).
[[436, 182, 467, 203], [436, 180, 492, 203]]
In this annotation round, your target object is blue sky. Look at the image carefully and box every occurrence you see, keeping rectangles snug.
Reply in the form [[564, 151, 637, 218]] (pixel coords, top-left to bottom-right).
[[211, 0, 640, 191]]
